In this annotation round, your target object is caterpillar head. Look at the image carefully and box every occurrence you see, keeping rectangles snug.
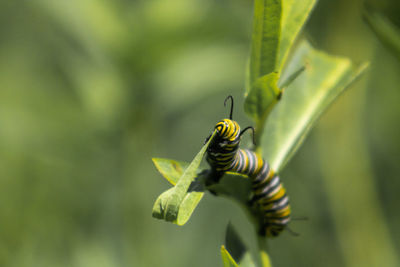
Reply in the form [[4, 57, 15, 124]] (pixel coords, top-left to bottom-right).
[[215, 119, 240, 141]]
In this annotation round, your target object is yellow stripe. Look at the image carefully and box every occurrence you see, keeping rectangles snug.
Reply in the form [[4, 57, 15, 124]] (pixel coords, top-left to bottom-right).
[[269, 186, 285, 201], [227, 121, 235, 138], [276, 206, 291, 217], [225, 143, 238, 147], [218, 155, 234, 161], [232, 121, 240, 138]]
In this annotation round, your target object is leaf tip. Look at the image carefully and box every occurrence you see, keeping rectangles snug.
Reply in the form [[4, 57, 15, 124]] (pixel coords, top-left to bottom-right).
[[152, 197, 165, 219]]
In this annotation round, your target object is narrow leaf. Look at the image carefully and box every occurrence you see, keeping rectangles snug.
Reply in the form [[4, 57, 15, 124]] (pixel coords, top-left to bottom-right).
[[221, 246, 239, 267], [152, 158, 190, 186], [278, 0, 317, 71], [244, 72, 280, 122], [240, 254, 258, 267], [247, 0, 282, 91], [245, 0, 316, 125], [176, 179, 205, 225], [262, 40, 368, 172], [225, 223, 256, 267], [244, 72, 281, 145], [278, 65, 305, 89], [364, 9, 400, 61], [152, 131, 216, 223], [225, 223, 247, 263], [259, 251, 272, 267]]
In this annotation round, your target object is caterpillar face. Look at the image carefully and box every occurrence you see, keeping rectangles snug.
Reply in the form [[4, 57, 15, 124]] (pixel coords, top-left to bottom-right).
[[215, 119, 240, 141]]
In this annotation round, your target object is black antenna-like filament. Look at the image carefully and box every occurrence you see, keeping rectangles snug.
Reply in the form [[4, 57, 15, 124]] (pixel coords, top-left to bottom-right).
[[239, 126, 256, 145], [286, 226, 300, 237], [291, 216, 309, 221], [224, 95, 234, 119]]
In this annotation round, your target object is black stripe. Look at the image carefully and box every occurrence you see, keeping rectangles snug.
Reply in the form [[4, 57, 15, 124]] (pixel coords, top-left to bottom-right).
[[252, 175, 281, 199], [220, 123, 227, 136], [235, 150, 245, 172], [253, 162, 269, 185], [262, 198, 290, 214]]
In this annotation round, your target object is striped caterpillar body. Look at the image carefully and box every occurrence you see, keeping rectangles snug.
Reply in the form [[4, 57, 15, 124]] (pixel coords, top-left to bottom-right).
[[206, 97, 291, 237]]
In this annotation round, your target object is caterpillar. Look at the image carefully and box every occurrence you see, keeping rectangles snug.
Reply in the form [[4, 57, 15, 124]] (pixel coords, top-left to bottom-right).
[[206, 96, 291, 237]]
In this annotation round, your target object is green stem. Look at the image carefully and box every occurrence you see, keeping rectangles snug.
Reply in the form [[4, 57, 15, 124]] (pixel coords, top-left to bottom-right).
[[254, 100, 278, 154]]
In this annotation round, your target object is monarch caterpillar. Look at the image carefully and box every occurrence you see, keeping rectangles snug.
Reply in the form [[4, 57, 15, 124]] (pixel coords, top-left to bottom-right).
[[206, 96, 291, 237]]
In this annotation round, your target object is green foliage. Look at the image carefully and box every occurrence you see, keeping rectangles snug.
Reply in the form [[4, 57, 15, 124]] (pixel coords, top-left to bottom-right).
[[152, 158, 190, 186], [244, 72, 280, 136], [247, 0, 282, 90], [225, 223, 257, 267], [278, 0, 316, 72], [259, 250, 272, 267], [4, 0, 399, 266], [151, 160, 253, 226], [152, 1, 368, 265], [221, 246, 240, 267], [278, 65, 305, 89], [207, 173, 252, 205], [153, 0, 333, 229], [221, 242, 257, 267], [364, 9, 400, 61], [263, 40, 368, 171], [244, 0, 317, 146], [152, 132, 215, 225]]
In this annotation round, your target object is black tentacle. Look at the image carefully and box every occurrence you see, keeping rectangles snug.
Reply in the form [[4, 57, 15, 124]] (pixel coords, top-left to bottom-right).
[[224, 95, 234, 120], [239, 126, 256, 145]]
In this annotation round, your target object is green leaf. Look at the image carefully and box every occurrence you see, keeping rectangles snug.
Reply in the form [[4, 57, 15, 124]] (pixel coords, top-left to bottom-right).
[[239, 254, 258, 267], [225, 223, 256, 267], [225, 223, 246, 262], [207, 172, 251, 205], [245, 0, 317, 140], [152, 158, 190, 186], [247, 0, 316, 89], [176, 179, 205, 225], [278, 65, 305, 89], [152, 158, 207, 225], [247, 0, 282, 92], [363, 9, 400, 61], [152, 131, 216, 224], [244, 72, 281, 145], [221, 246, 239, 267], [257, 237, 272, 267], [259, 251, 272, 267], [262, 40, 368, 172], [278, 0, 317, 72], [245, 72, 280, 122]]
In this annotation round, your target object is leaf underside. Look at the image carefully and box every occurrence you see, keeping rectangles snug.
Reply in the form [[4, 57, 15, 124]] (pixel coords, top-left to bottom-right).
[[152, 131, 216, 225], [262, 40, 368, 172]]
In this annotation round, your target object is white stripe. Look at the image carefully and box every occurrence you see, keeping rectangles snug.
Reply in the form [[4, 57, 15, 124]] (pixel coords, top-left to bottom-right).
[[252, 152, 259, 176], [237, 151, 244, 172], [270, 196, 289, 209], [254, 163, 268, 183], [234, 151, 242, 172], [246, 150, 254, 174], [261, 176, 280, 194], [266, 184, 282, 198]]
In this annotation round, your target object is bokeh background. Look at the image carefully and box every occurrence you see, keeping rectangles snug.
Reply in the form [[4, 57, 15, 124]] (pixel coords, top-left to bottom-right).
[[1, 0, 399, 266]]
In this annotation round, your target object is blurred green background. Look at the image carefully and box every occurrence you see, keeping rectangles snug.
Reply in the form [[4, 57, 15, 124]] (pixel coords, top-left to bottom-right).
[[1, 0, 399, 266]]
